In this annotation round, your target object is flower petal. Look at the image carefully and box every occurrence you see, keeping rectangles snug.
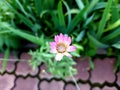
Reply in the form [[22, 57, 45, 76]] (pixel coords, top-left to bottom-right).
[[67, 46, 76, 52], [50, 48, 57, 53], [50, 42, 57, 53], [55, 53, 63, 61], [64, 36, 71, 45], [64, 52, 72, 57], [50, 42, 56, 47], [54, 35, 59, 43], [59, 33, 64, 42]]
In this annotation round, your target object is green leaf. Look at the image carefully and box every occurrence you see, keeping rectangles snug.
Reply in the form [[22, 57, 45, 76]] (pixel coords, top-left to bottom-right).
[[63, 1, 71, 29], [16, 0, 28, 16], [2, 0, 35, 31], [102, 27, 120, 41], [4, 35, 20, 49], [76, 30, 85, 42], [57, 1, 66, 29], [112, 41, 120, 49], [105, 19, 120, 32], [51, 12, 59, 29], [34, 0, 55, 15], [34, 0, 42, 15], [1, 48, 9, 73], [83, 14, 95, 28], [66, 7, 87, 34], [93, 2, 106, 10], [86, 0, 99, 13], [89, 59, 94, 70], [75, 0, 84, 9], [114, 55, 120, 72], [73, 44, 84, 50], [65, 9, 80, 15], [0, 37, 3, 49], [111, 2, 119, 23], [9, 28, 43, 45], [0, 22, 43, 46], [71, 52, 80, 57], [0, 30, 12, 34], [87, 49, 97, 56], [88, 33, 108, 48], [96, 0, 113, 39]]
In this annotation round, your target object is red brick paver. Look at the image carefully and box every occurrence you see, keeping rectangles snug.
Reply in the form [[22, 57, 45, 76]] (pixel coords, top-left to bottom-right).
[[20, 52, 32, 60], [0, 53, 119, 90], [40, 80, 64, 90], [39, 64, 54, 80], [65, 83, 91, 90], [16, 60, 38, 76], [16, 52, 38, 76], [72, 57, 90, 81], [92, 87, 101, 90], [116, 72, 120, 87], [102, 86, 117, 90], [92, 86, 117, 90], [90, 58, 116, 84], [13, 77, 39, 90], [0, 74, 15, 90]]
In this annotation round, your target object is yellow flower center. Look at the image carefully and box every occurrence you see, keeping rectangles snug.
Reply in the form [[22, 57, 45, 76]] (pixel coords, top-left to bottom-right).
[[56, 43, 66, 53]]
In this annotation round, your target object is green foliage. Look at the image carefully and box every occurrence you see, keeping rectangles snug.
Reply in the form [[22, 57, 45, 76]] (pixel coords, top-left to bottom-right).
[[96, 0, 113, 39], [29, 42, 77, 78], [0, 5, 20, 50], [89, 58, 95, 70], [0, 0, 14, 22], [1, 48, 9, 73], [115, 54, 120, 72]]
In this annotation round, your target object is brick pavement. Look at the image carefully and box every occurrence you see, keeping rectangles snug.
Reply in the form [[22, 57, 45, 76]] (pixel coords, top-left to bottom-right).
[[0, 52, 120, 90]]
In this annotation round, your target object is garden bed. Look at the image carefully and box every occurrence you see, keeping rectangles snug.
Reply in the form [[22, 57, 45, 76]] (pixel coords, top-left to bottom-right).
[[0, 0, 120, 90]]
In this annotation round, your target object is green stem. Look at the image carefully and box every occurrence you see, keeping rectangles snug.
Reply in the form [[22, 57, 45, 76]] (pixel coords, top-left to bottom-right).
[[69, 70, 80, 90], [0, 58, 26, 61]]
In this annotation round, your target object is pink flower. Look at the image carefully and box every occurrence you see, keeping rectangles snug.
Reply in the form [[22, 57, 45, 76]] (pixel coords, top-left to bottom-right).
[[50, 33, 76, 61]]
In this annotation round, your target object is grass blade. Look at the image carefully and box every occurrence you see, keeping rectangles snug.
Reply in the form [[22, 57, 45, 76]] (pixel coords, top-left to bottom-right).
[[96, 0, 113, 39], [66, 8, 86, 34], [114, 55, 120, 72], [1, 48, 9, 73], [16, 0, 28, 16], [111, 2, 119, 23], [8, 27, 43, 45], [57, 1, 66, 29], [89, 59, 94, 70], [93, 2, 106, 10], [76, 30, 85, 42], [105, 19, 120, 32], [63, 1, 71, 29], [65, 9, 80, 15], [102, 27, 120, 41], [2, 0, 34, 31], [35, 0, 42, 15], [88, 33, 108, 48], [0, 22, 42, 45], [112, 41, 120, 49], [75, 0, 84, 9], [83, 14, 95, 28], [86, 0, 99, 13]]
